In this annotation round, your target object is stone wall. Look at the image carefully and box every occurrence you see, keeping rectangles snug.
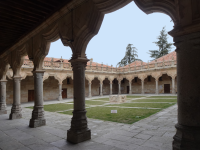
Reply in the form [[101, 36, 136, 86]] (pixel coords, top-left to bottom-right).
[[132, 78, 142, 94], [5, 74, 177, 104]]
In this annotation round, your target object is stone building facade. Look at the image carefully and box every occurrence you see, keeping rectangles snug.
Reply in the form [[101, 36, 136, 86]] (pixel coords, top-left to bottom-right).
[[2, 0, 199, 148], [5, 51, 177, 104]]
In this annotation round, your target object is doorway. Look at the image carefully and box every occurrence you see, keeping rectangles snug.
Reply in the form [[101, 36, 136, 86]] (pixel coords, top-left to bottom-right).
[[62, 89, 67, 98], [28, 90, 34, 102], [127, 86, 129, 94], [164, 84, 170, 93]]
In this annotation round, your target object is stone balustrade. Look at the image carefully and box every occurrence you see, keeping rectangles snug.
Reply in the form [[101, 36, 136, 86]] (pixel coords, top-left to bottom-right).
[[22, 59, 177, 73]]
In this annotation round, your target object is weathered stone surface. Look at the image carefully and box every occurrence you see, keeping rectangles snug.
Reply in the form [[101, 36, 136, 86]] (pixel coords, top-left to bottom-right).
[[109, 95, 126, 103]]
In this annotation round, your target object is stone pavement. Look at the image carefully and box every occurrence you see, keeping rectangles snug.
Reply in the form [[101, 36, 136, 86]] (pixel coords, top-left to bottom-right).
[[0, 96, 177, 150]]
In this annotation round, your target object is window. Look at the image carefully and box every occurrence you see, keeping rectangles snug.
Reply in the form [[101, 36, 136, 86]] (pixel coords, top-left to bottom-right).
[[148, 76, 151, 82], [122, 78, 125, 83], [159, 77, 162, 81]]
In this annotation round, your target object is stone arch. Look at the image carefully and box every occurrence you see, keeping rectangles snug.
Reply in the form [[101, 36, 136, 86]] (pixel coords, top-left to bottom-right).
[[157, 71, 173, 79], [143, 74, 156, 94], [85, 74, 95, 83], [30, 23, 61, 71], [8, 45, 27, 77], [43, 73, 49, 82], [59, 0, 104, 59], [20, 71, 28, 80], [0, 58, 9, 80], [134, 0, 179, 24], [54, 73, 68, 85]]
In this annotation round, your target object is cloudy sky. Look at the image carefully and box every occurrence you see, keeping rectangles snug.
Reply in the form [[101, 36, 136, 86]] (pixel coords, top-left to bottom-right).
[[47, 1, 175, 66]]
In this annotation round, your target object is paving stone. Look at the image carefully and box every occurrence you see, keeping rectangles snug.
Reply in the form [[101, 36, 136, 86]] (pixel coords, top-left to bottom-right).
[[0, 140, 25, 150], [42, 135, 62, 143], [19, 137, 49, 146], [141, 140, 163, 149], [50, 139, 81, 150], [0, 99, 177, 150], [127, 137, 146, 145], [134, 133, 152, 140], [28, 144, 61, 150]]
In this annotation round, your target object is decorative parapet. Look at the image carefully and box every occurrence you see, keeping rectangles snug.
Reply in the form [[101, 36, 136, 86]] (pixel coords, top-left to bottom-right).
[[22, 59, 177, 74]]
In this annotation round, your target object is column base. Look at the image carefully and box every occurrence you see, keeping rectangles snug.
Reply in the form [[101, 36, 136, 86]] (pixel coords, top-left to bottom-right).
[[67, 129, 91, 144], [9, 105, 22, 119], [9, 112, 22, 119], [0, 103, 7, 114], [29, 118, 46, 128], [58, 96, 62, 101], [173, 123, 200, 150], [29, 106, 46, 128], [0, 110, 7, 115], [88, 95, 92, 98]]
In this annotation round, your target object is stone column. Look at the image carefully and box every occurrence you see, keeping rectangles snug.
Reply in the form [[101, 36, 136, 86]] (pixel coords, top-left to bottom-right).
[[29, 71, 46, 128], [110, 81, 112, 95], [141, 80, 144, 94], [173, 32, 200, 149], [100, 81, 103, 96], [67, 58, 91, 144], [118, 82, 121, 94], [88, 81, 92, 98], [58, 83, 62, 101], [0, 80, 7, 114], [172, 77, 175, 94], [155, 79, 158, 94], [9, 77, 22, 119], [129, 80, 132, 94]]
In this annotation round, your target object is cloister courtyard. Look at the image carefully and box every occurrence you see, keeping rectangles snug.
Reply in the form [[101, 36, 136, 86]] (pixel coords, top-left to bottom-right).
[[0, 95, 177, 150], [1, 0, 200, 149]]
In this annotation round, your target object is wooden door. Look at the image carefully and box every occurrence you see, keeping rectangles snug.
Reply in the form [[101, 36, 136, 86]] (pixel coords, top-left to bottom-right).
[[28, 90, 34, 102], [164, 84, 170, 93], [127, 86, 129, 94], [62, 89, 67, 98]]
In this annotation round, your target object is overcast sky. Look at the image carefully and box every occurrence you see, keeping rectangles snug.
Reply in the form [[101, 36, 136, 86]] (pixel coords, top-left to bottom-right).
[[48, 1, 175, 66]]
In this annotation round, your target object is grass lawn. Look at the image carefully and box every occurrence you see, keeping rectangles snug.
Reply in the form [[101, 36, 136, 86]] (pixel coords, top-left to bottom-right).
[[60, 107, 160, 124], [132, 99, 177, 103], [147, 96, 177, 99], [27, 103, 73, 112], [26, 96, 177, 124], [90, 98, 109, 101], [66, 100, 107, 106], [127, 96, 146, 98], [109, 102, 176, 109]]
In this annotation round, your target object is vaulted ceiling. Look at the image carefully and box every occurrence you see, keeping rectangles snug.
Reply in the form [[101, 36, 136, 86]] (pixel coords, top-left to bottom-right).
[[0, 0, 72, 55]]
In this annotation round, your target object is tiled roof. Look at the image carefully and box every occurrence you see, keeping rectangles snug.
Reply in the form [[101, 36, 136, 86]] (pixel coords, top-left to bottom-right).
[[123, 61, 147, 68], [150, 51, 176, 63], [24, 56, 112, 67], [24, 51, 176, 68]]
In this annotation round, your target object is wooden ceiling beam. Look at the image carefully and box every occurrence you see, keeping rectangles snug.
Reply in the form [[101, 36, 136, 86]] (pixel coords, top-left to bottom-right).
[[20, 0, 53, 12], [2, 1, 49, 15], [0, 6, 43, 21]]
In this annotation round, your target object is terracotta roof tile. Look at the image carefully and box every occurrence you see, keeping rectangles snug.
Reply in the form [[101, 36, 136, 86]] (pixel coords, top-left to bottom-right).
[[24, 51, 176, 68], [150, 51, 176, 63]]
